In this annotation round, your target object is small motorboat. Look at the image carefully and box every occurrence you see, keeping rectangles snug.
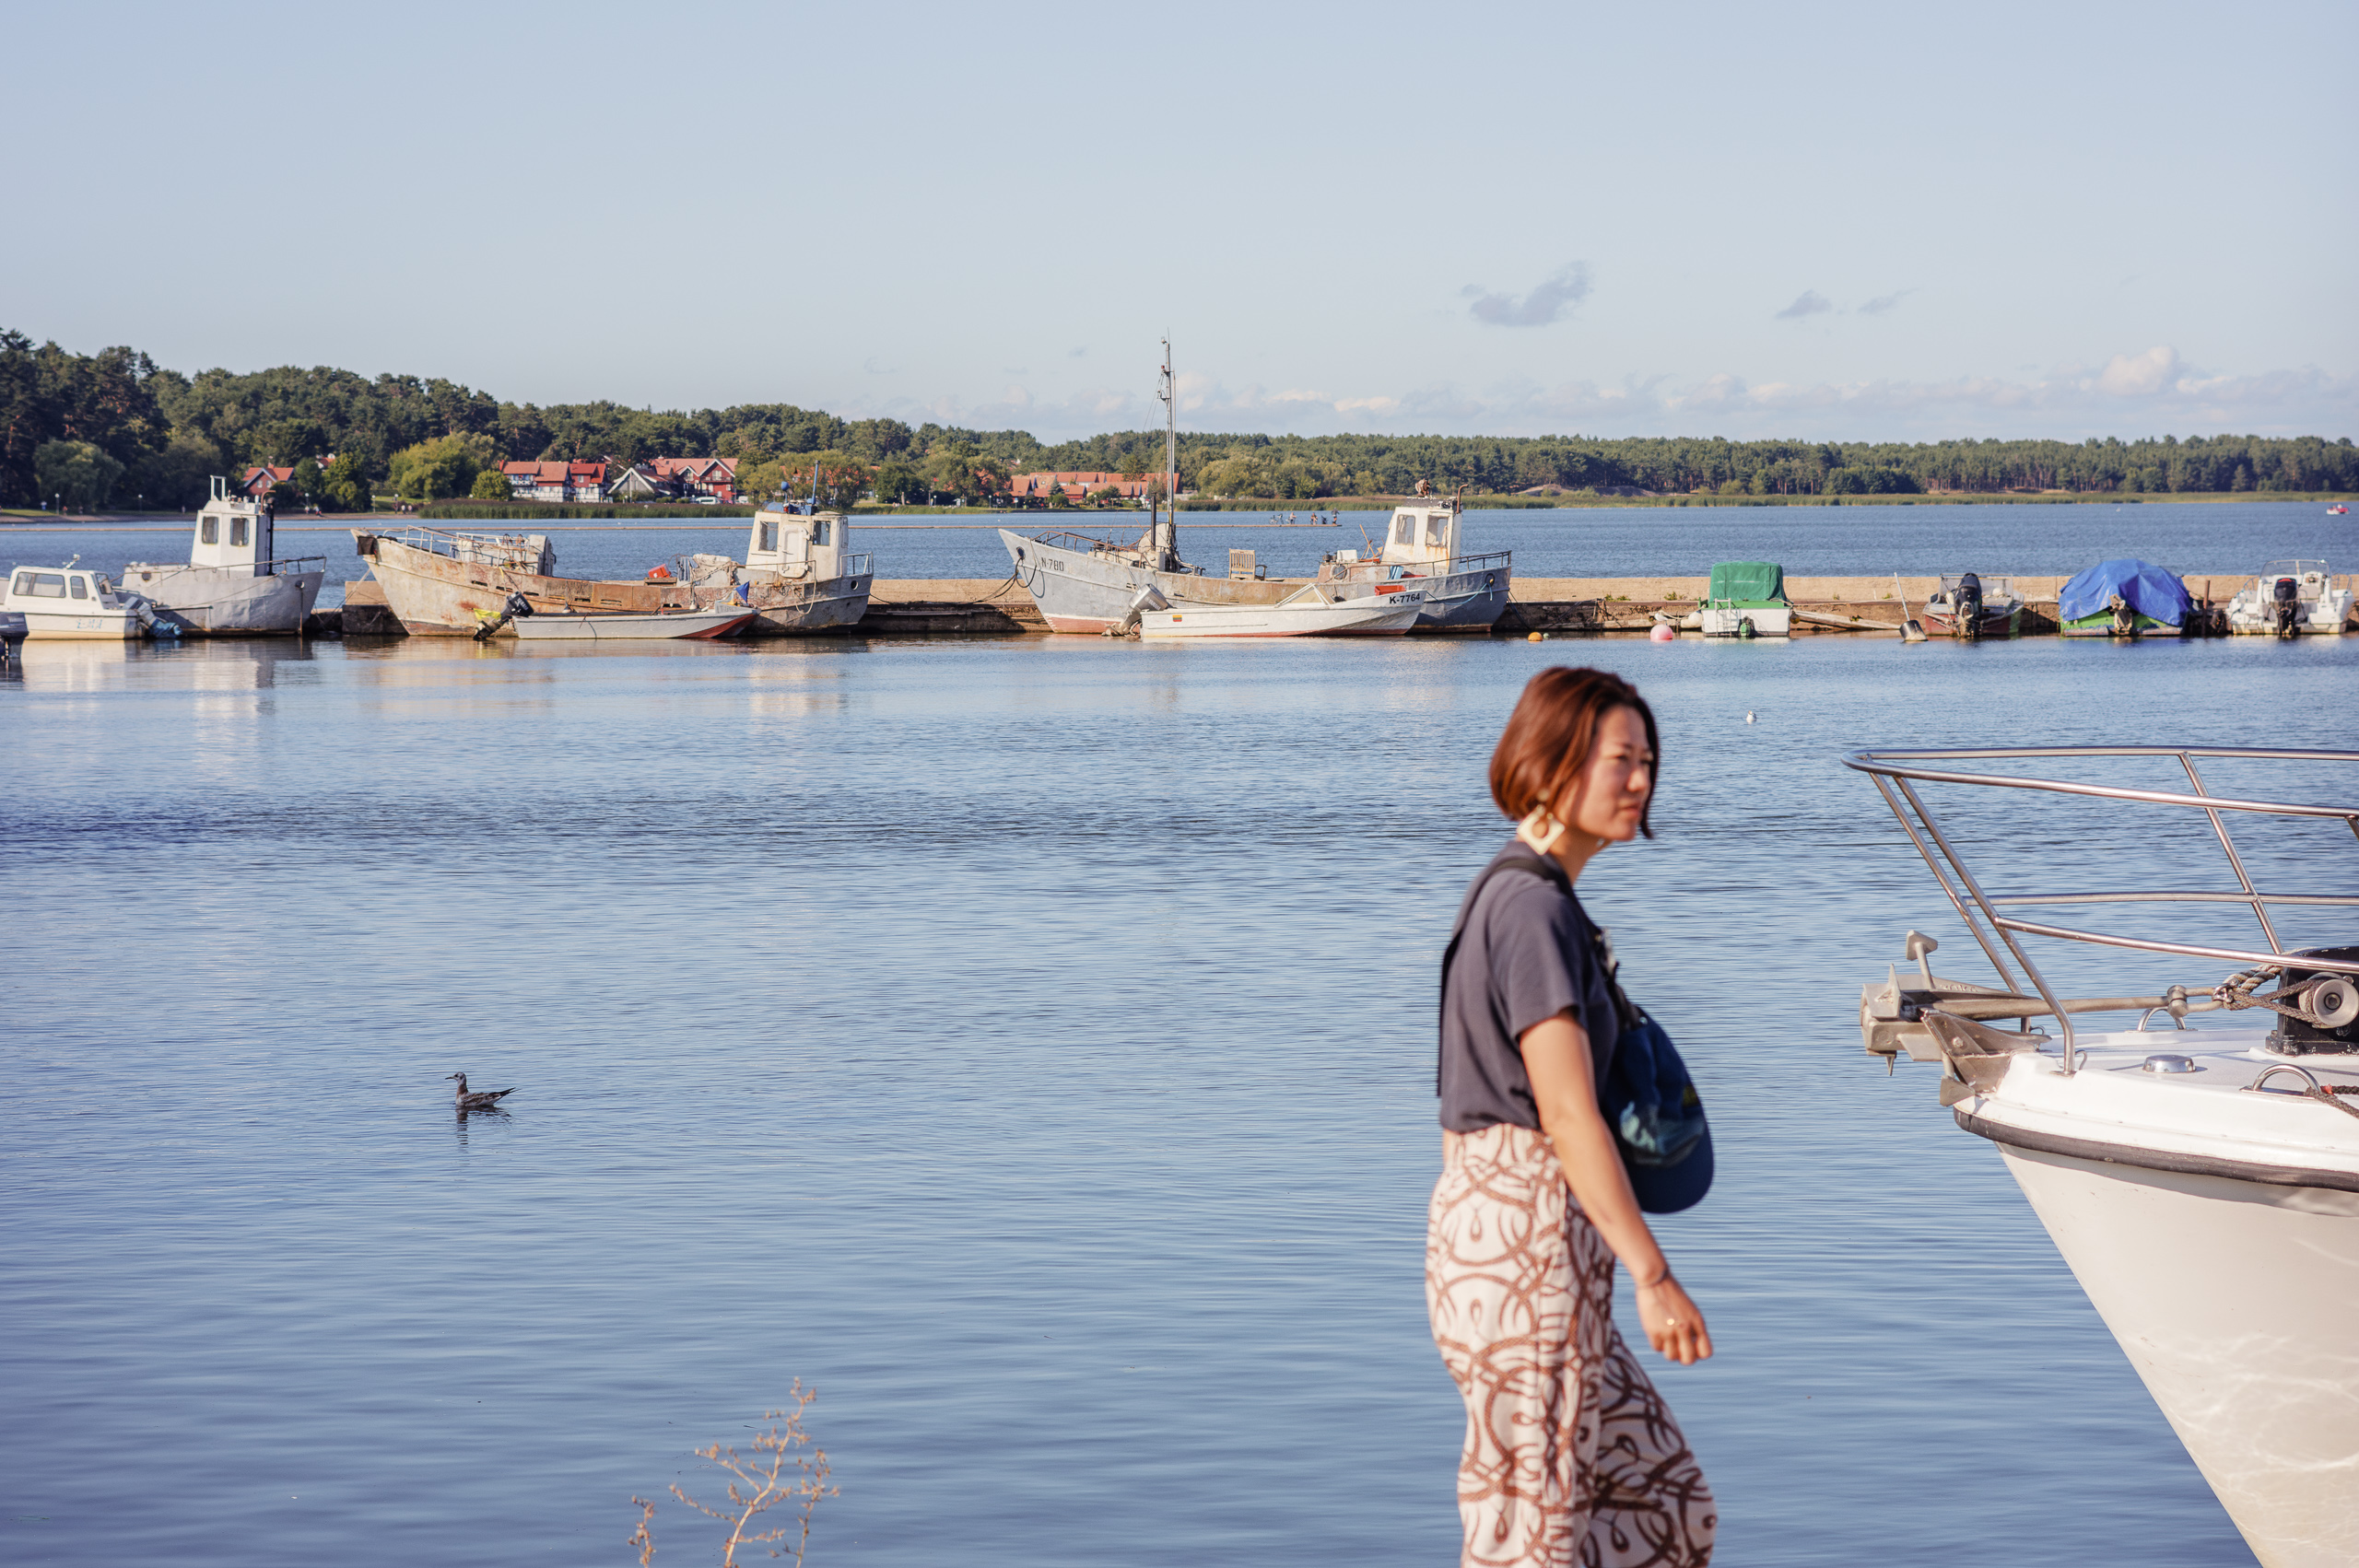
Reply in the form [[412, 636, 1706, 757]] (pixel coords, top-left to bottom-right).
[[2225, 560, 2352, 638], [1698, 560, 1790, 638], [2330, 504, 2349, 515], [1920, 572, 2023, 639], [510, 605, 758, 641], [1136, 583, 1426, 638], [3, 559, 167, 640], [2057, 558, 2192, 638], [1847, 743, 2359, 1568]]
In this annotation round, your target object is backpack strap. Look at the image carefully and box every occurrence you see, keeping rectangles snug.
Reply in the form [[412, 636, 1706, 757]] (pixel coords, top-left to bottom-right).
[[1437, 845, 1571, 1094]]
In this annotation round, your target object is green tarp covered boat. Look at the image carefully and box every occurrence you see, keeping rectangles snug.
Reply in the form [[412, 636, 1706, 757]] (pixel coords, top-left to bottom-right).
[[1701, 561, 1790, 638]]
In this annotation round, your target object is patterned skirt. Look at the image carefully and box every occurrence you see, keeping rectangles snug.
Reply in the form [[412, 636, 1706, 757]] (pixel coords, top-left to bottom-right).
[[1426, 1123, 1716, 1568]]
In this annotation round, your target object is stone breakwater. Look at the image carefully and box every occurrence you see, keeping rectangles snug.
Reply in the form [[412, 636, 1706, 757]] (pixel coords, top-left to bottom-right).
[[311, 573, 2355, 638]]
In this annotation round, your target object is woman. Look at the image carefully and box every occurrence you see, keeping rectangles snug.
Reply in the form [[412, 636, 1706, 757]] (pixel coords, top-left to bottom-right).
[[1427, 666, 1715, 1568]]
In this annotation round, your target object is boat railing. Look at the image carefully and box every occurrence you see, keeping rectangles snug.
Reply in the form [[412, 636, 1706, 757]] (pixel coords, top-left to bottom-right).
[[1028, 530, 1124, 554], [844, 552, 873, 577], [1842, 744, 2359, 1068], [1387, 549, 1513, 578], [381, 525, 549, 567]]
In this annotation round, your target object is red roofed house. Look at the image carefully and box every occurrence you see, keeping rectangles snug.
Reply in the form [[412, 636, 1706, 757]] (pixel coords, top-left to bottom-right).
[[650, 456, 740, 501], [499, 461, 609, 502], [241, 465, 295, 498], [1007, 470, 1162, 505]]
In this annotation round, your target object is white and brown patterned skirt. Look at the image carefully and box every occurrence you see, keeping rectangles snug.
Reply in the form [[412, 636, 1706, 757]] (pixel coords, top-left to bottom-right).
[[1426, 1123, 1716, 1568]]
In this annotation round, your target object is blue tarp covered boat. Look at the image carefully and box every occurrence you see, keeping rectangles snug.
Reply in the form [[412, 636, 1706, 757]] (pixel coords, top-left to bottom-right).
[[2058, 558, 2193, 637]]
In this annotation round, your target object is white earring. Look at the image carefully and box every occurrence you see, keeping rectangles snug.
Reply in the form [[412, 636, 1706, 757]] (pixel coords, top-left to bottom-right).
[[1519, 806, 1568, 857]]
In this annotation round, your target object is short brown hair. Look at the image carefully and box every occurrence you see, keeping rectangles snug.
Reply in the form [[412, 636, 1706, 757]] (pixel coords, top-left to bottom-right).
[[1488, 666, 1660, 837]]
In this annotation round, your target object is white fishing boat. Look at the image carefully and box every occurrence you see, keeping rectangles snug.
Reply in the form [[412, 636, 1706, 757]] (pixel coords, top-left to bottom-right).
[[1848, 744, 2359, 1568], [2224, 560, 2352, 637], [735, 504, 874, 634], [1697, 560, 1791, 638], [1312, 487, 1512, 631], [1919, 572, 2024, 639], [1135, 582, 1425, 638], [119, 477, 325, 635], [3, 558, 167, 639]]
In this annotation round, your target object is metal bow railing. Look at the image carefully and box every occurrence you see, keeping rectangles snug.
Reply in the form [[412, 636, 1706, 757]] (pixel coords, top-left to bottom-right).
[[1841, 745, 2359, 1067]]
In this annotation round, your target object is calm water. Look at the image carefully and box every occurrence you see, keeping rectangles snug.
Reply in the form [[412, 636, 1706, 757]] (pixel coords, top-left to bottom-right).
[[6, 623, 2356, 1567], [9, 499, 2353, 604]]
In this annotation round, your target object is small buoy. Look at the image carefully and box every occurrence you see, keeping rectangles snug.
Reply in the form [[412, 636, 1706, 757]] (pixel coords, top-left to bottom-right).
[[1744, 710, 1756, 723], [1528, 631, 1544, 642], [1649, 624, 1676, 642]]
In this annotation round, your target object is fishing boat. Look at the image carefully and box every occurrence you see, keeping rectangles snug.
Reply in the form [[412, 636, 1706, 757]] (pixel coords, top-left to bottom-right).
[[3, 559, 167, 639], [1847, 743, 2359, 1568], [2057, 558, 2192, 638], [734, 503, 873, 634], [118, 477, 325, 635], [2224, 561, 2352, 638], [1135, 582, 1426, 638], [1311, 487, 1512, 631], [355, 525, 723, 636], [1919, 572, 2023, 639], [1697, 561, 1790, 638]]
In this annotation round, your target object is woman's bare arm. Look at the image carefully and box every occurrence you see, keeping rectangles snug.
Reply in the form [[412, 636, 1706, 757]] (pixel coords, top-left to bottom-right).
[[1521, 1012, 1713, 1365]]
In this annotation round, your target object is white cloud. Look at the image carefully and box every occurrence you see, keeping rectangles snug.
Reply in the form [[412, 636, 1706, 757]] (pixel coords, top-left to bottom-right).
[[828, 352, 2356, 442], [2094, 345, 2181, 397]]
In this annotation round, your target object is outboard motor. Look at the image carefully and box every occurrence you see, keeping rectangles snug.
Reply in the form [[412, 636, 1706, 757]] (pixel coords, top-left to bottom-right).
[[2272, 575, 2299, 638], [2107, 591, 2136, 638], [1955, 572, 1984, 642]]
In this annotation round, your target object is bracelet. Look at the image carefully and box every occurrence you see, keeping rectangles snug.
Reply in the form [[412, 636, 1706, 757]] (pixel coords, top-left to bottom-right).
[[1634, 1264, 1673, 1290]]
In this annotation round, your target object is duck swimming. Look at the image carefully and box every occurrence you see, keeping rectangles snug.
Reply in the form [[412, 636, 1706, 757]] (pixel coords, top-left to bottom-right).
[[446, 1072, 516, 1111]]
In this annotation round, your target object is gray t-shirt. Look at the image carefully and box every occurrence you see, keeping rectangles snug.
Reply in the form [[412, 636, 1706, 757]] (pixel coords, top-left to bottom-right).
[[1438, 843, 1622, 1133]]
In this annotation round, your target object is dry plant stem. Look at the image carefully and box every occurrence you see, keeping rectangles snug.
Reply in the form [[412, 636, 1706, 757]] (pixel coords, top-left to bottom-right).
[[665, 1382, 839, 1568], [629, 1497, 658, 1566]]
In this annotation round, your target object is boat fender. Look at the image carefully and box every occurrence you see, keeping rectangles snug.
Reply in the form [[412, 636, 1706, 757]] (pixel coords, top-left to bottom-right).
[[1649, 624, 1675, 641]]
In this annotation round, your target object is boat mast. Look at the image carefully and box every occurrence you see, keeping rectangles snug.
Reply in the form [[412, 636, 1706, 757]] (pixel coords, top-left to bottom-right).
[[1157, 337, 1178, 568]]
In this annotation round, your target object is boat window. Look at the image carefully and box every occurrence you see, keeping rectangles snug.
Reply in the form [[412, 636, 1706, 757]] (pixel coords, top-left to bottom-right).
[[813, 521, 830, 544], [29, 573, 65, 597], [201, 517, 218, 544], [759, 521, 777, 552], [230, 519, 249, 547], [1392, 518, 1414, 544], [1425, 518, 1447, 545], [10, 572, 30, 596], [69, 575, 88, 599]]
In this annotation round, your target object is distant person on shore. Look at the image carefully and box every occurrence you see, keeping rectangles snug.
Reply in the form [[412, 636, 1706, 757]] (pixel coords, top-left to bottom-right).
[[1428, 666, 1714, 1568]]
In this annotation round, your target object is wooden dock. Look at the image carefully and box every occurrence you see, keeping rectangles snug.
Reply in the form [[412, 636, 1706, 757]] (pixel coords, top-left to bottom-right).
[[306, 572, 2351, 639]]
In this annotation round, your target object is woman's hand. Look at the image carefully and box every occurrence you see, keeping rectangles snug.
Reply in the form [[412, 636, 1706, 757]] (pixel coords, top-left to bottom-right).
[[1635, 1273, 1712, 1365]]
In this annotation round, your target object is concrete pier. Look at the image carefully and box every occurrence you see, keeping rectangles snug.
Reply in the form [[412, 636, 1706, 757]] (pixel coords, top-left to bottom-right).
[[310, 571, 2353, 638]]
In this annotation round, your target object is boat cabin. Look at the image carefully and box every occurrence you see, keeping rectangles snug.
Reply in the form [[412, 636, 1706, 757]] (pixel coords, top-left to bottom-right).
[[192, 476, 278, 577], [6, 565, 114, 607], [1380, 503, 1460, 568], [745, 505, 849, 581]]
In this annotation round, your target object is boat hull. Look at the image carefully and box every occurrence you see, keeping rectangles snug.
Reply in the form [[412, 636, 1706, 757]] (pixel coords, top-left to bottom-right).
[[1138, 594, 1423, 638], [1698, 604, 1791, 638], [739, 571, 873, 636], [1999, 1145, 2359, 1568], [512, 609, 757, 640], [123, 564, 323, 635], [1328, 556, 1513, 630], [2059, 611, 2189, 638], [1001, 529, 1292, 634], [1921, 603, 2024, 639]]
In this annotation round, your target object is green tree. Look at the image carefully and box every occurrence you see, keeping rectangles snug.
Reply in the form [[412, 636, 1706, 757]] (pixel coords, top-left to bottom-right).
[[873, 460, 922, 506], [317, 452, 372, 513], [387, 433, 498, 500], [1046, 483, 1070, 509], [135, 429, 228, 509], [469, 466, 511, 499], [288, 457, 323, 507], [35, 439, 125, 512]]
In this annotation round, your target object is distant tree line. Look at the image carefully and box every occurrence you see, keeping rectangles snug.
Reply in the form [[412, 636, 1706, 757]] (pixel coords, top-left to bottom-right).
[[3, 328, 2352, 510]]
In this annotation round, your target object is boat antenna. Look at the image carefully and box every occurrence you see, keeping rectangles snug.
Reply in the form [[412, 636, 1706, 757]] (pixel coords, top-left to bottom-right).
[[1158, 336, 1178, 569]]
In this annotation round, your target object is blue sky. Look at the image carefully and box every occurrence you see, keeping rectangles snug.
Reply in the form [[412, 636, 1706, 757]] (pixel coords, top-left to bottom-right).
[[8, 0, 2353, 442]]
